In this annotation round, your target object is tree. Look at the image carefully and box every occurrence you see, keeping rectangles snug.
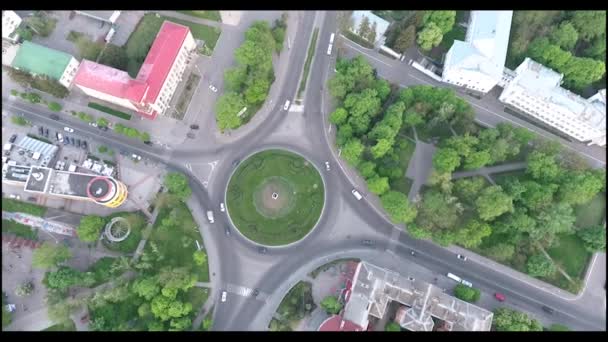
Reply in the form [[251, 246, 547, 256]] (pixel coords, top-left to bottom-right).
[[16, 27, 33, 41], [224, 66, 248, 92], [484, 243, 515, 262], [417, 22, 443, 51], [422, 11, 456, 34], [368, 21, 378, 43], [526, 254, 556, 278], [583, 33, 606, 60], [15, 281, 34, 297], [99, 44, 128, 70], [526, 151, 561, 182], [557, 170, 604, 205], [374, 79, 391, 102], [454, 220, 492, 248], [416, 190, 463, 232], [163, 172, 192, 201], [527, 37, 572, 70], [329, 108, 348, 125], [11, 116, 28, 126], [381, 191, 418, 224], [463, 150, 492, 170], [244, 77, 270, 105], [341, 138, 365, 166], [169, 316, 192, 331], [96, 117, 109, 128], [358, 16, 371, 40], [385, 322, 401, 331], [443, 134, 478, 158], [46, 101, 61, 112], [366, 176, 390, 196], [193, 250, 207, 266], [432, 147, 461, 174], [453, 177, 487, 204], [370, 139, 393, 159], [394, 25, 416, 53], [32, 242, 71, 269], [215, 92, 246, 131], [561, 56, 606, 90], [577, 225, 606, 252], [494, 208, 537, 244], [140, 132, 150, 143], [493, 308, 543, 331], [549, 21, 579, 50], [549, 324, 570, 331], [272, 27, 286, 53], [132, 276, 160, 301], [453, 284, 481, 303], [76, 215, 106, 243], [534, 202, 576, 240], [570, 11, 606, 41], [403, 111, 424, 127], [320, 295, 342, 315], [158, 267, 196, 291], [358, 161, 377, 179], [44, 267, 84, 290], [428, 170, 453, 194], [519, 181, 557, 211], [475, 186, 513, 221]]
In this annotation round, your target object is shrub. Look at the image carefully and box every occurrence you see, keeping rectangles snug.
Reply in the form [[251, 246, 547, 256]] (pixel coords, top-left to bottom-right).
[[88, 102, 132, 120], [11, 116, 28, 126], [48, 102, 62, 112], [453, 284, 481, 302]]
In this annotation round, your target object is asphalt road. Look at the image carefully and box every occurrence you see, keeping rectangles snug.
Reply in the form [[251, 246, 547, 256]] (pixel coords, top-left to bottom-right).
[[2, 10, 605, 332]]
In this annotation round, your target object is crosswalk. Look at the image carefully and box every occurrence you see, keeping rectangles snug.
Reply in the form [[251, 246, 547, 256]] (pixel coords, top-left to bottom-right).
[[226, 283, 267, 300]]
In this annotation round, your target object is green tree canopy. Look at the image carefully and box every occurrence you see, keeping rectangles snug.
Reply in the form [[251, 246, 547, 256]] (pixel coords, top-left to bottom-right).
[[32, 242, 71, 269], [432, 147, 461, 174], [417, 22, 443, 51], [77, 215, 106, 243], [453, 284, 481, 303], [577, 225, 606, 252], [557, 170, 605, 205], [215, 92, 246, 131], [163, 172, 192, 201], [380, 191, 418, 224], [475, 186, 513, 221], [493, 308, 543, 331], [526, 254, 556, 277], [320, 295, 342, 315], [422, 11, 456, 34], [329, 107, 349, 125], [570, 11, 606, 41], [385, 322, 401, 331], [453, 177, 487, 204], [549, 21, 579, 50], [342, 138, 365, 166], [526, 151, 561, 182], [366, 176, 390, 196], [393, 25, 416, 53]]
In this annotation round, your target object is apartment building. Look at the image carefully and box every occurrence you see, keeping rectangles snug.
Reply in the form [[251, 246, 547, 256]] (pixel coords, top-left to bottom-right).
[[10, 41, 80, 88], [2, 10, 22, 42]]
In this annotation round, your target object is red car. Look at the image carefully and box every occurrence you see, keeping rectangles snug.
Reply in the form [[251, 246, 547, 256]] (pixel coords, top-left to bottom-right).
[[494, 293, 506, 302]]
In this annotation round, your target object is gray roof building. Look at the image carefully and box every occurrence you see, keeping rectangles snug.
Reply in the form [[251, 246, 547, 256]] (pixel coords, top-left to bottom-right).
[[349, 11, 390, 47]]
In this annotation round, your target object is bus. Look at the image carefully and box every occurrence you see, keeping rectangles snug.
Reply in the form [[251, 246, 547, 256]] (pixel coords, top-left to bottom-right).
[[446, 273, 462, 283], [329, 33, 335, 44], [327, 44, 333, 55]]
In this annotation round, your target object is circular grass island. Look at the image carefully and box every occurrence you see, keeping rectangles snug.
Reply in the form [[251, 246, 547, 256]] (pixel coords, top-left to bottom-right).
[[226, 149, 325, 246]]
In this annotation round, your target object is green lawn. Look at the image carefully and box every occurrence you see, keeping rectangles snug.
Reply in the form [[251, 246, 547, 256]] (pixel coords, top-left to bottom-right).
[[187, 286, 210, 314], [2, 219, 38, 240], [574, 192, 606, 229], [125, 14, 221, 76], [546, 234, 592, 280], [43, 319, 76, 331], [101, 212, 146, 254], [88, 102, 132, 120], [177, 11, 221, 22], [147, 201, 209, 282], [298, 28, 319, 98], [2, 198, 47, 216], [226, 150, 325, 246], [199, 306, 214, 331], [275, 281, 315, 326]]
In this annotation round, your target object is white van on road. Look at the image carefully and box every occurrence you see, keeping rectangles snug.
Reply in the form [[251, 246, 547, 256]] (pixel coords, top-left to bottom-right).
[[351, 189, 363, 200]]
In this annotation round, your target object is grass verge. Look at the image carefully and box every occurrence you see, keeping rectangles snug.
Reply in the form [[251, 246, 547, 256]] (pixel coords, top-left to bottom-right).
[[174, 73, 201, 119], [297, 28, 319, 99], [546, 234, 591, 280], [2, 198, 47, 216], [199, 306, 214, 331], [88, 102, 132, 120], [177, 11, 222, 22]]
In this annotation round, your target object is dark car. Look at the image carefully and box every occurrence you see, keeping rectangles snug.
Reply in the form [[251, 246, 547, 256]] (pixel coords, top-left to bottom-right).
[[38, 126, 44, 135], [45, 128, 49, 137], [50, 114, 60, 120], [144, 140, 152, 145], [252, 289, 259, 297], [70, 137, 76, 145], [258, 246, 267, 254], [81, 141, 88, 150], [99, 126, 108, 131], [9, 134, 17, 143], [361, 239, 375, 246], [542, 306, 555, 314], [224, 225, 231, 236], [63, 138, 69, 145], [190, 124, 199, 130], [76, 139, 81, 148]]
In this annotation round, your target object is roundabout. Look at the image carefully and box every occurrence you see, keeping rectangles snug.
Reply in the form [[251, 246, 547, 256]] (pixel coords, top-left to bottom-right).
[[226, 149, 325, 246]]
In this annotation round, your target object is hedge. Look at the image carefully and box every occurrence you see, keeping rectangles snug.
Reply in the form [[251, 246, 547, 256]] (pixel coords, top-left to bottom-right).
[[2, 198, 47, 216], [88, 102, 132, 120]]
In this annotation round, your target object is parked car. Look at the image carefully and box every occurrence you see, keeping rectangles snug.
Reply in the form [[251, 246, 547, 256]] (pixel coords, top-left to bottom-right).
[[8, 194, 20, 200], [50, 114, 60, 120], [542, 306, 555, 314], [283, 100, 291, 111], [457, 254, 468, 261], [351, 189, 363, 200], [81, 141, 88, 150], [99, 126, 108, 131], [221, 291, 227, 302], [89, 122, 98, 127], [131, 154, 142, 161], [76, 139, 81, 148], [64, 136, 70, 145], [44, 128, 49, 138], [258, 246, 268, 254], [38, 126, 44, 135], [9, 134, 17, 143], [209, 84, 218, 93], [494, 293, 506, 302], [206, 211, 215, 223], [252, 289, 259, 297], [325, 161, 330, 171], [190, 124, 200, 130], [361, 239, 375, 246], [63, 126, 74, 133], [220, 202, 225, 212]]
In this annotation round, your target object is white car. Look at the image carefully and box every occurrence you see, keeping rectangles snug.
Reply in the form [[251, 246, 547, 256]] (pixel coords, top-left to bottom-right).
[[220, 203, 225, 212], [325, 161, 330, 171], [283, 100, 291, 111], [8, 194, 20, 200], [457, 254, 468, 261], [88, 122, 98, 127], [63, 127, 74, 133], [207, 210, 215, 223], [209, 84, 218, 93], [221, 291, 227, 302], [131, 154, 142, 161], [351, 189, 362, 200]]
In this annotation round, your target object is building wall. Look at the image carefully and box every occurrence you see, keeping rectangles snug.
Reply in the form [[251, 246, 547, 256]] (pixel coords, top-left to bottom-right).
[[101, 179, 128, 208], [59, 57, 80, 88], [149, 31, 196, 116], [2, 11, 21, 41], [76, 84, 139, 112], [442, 67, 497, 93], [499, 85, 606, 145]]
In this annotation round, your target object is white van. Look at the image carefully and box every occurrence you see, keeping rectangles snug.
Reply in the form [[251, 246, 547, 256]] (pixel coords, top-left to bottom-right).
[[329, 33, 335, 44], [206, 211, 215, 223], [447, 273, 462, 283], [327, 44, 333, 55], [351, 189, 363, 200]]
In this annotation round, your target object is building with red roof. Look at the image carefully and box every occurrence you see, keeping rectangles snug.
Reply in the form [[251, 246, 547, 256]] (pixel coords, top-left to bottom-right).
[[73, 20, 196, 119], [318, 315, 364, 332]]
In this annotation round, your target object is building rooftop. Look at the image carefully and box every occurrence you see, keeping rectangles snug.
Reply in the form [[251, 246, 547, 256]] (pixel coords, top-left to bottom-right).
[[350, 11, 390, 42], [11, 41, 74, 80], [2, 164, 31, 183], [344, 261, 493, 332], [2, 40, 20, 66], [73, 60, 148, 103], [12, 136, 58, 168], [318, 315, 364, 332], [48, 170, 98, 198], [444, 11, 513, 82], [24, 166, 51, 193]]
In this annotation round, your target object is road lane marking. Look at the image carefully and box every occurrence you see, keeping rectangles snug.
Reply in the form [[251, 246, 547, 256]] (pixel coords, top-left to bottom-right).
[[407, 73, 434, 86], [342, 41, 392, 68]]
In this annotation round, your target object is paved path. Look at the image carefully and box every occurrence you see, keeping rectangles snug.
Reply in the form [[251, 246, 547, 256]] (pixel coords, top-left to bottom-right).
[[4, 307, 53, 331], [405, 141, 436, 201], [131, 208, 160, 263], [195, 282, 212, 288], [448, 161, 527, 182]]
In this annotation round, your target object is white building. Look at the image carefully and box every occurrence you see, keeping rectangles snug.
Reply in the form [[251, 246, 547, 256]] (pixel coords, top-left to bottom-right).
[[2, 10, 21, 42], [442, 11, 513, 93], [499, 58, 606, 147], [73, 21, 196, 119], [349, 11, 390, 48]]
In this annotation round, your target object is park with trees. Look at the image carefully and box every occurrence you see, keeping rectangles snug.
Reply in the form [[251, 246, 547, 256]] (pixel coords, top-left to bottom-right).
[[216, 18, 287, 131]]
